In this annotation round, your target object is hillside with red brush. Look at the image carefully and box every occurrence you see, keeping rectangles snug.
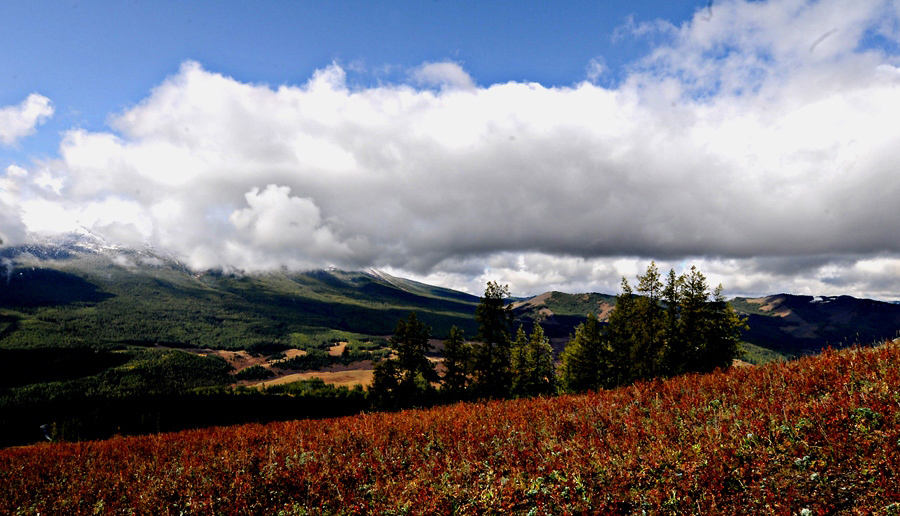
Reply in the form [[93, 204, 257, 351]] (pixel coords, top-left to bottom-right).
[[3, 341, 900, 514]]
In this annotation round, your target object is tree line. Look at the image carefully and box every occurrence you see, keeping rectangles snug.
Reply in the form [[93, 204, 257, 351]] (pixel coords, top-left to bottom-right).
[[370, 262, 747, 408]]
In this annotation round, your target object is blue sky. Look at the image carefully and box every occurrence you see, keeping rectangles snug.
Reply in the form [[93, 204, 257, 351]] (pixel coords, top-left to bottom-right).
[[2, 0, 900, 300], [0, 0, 697, 162]]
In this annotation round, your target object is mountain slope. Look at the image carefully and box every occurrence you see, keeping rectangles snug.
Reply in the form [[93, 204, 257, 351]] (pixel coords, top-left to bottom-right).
[[731, 294, 900, 354], [511, 291, 617, 339], [512, 290, 900, 357], [0, 237, 480, 350], [4, 236, 899, 357]]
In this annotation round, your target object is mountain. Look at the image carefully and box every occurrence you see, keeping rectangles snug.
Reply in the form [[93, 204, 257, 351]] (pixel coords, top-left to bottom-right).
[[0, 235, 481, 350], [730, 294, 900, 354], [3, 235, 899, 357], [511, 291, 616, 340], [512, 289, 900, 358]]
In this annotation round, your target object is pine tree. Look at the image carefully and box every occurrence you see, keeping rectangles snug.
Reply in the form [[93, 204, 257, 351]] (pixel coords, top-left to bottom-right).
[[558, 314, 603, 393], [678, 265, 710, 372], [604, 278, 637, 387], [528, 322, 557, 396], [441, 326, 470, 396], [370, 312, 438, 409], [390, 311, 438, 390], [604, 264, 747, 383], [633, 261, 666, 379], [510, 325, 531, 397], [369, 359, 401, 410], [662, 268, 682, 375], [472, 281, 515, 398], [698, 284, 747, 373]]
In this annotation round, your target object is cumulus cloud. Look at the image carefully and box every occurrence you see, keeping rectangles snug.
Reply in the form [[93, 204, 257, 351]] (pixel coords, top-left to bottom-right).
[[411, 61, 476, 90], [6, 0, 900, 299], [0, 94, 54, 146], [226, 184, 359, 269]]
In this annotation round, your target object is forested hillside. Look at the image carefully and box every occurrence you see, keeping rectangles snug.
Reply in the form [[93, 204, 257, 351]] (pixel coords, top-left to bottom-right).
[[0, 239, 480, 350]]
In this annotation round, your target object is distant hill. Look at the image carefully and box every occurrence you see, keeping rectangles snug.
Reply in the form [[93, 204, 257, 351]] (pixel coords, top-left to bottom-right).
[[3, 235, 899, 358], [0, 235, 480, 350], [511, 291, 616, 340], [731, 294, 900, 355], [512, 290, 900, 358]]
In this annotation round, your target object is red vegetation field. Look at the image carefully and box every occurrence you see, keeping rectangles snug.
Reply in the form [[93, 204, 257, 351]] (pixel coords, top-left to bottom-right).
[[3, 342, 900, 514]]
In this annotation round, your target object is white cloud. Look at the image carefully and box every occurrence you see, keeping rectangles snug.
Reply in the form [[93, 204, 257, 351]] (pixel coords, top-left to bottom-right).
[[411, 61, 476, 90], [227, 184, 356, 269], [0, 94, 54, 146], [585, 57, 607, 83], [5, 0, 900, 299]]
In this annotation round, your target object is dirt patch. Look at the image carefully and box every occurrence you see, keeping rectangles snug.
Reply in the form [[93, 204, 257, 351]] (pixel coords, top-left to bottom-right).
[[595, 304, 615, 321], [510, 291, 553, 310], [328, 343, 347, 356], [747, 296, 791, 316], [252, 369, 375, 389], [283, 349, 308, 359], [177, 348, 270, 371]]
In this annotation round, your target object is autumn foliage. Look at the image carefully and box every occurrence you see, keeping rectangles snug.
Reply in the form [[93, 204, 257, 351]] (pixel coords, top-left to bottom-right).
[[3, 341, 900, 514]]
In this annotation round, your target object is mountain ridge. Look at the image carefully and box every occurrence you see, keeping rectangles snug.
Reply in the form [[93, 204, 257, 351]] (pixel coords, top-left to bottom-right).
[[2, 236, 899, 357]]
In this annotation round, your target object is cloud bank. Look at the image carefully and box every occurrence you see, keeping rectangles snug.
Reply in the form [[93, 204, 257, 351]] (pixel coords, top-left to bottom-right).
[[5, 0, 900, 299]]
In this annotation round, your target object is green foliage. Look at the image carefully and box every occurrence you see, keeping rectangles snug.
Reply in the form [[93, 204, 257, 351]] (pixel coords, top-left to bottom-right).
[[368, 312, 438, 410], [290, 329, 388, 351], [511, 323, 556, 397], [510, 326, 530, 396], [440, 326, 471, 395], [541, 292, 617, 317], [272, 348, 387, 371], [0, 346, 238, 445], [558, 314, 605, 393], [471, 281, 515, 398], [0, 347, 234, 408], [391, 312, 438, 388], [233, 365, 275, 381], [603, 263, 747, 386], [740, 341, 788, 364], [369, 359, 402, 410], [262, 378, 366, 400], [0, 255, 480, 352]]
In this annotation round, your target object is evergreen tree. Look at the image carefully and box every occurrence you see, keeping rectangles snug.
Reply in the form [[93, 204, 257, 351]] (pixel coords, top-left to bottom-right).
[[698, 284, 747, 373], [370, 312, 438, 409], [604, 278, 637, 387], [633, 261, 666, 379], [441, 326, 470, 395], [471, 281, 515, 398], [510, 325, 531, 397], [677, 266, 710, 372], [390, 312, 438, 390], [558, 314, 603, 393], [604, 263, 747, 384], [369, 359, 401, 410], [527, 322, 557, 396], [662, 268, 682, 375]]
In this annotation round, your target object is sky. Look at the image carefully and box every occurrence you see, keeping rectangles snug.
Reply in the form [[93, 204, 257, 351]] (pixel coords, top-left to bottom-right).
[[2, 0, 900, 300]]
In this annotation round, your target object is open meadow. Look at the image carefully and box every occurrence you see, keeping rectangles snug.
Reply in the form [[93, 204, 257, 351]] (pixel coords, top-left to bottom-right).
[[3, 341, 900, 514]]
